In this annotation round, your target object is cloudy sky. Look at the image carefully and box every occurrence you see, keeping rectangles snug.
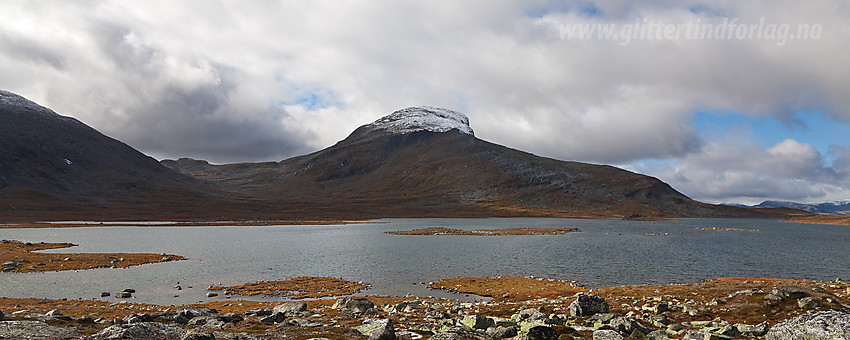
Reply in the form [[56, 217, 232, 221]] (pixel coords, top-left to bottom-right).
[[1, 0, 848, 204]]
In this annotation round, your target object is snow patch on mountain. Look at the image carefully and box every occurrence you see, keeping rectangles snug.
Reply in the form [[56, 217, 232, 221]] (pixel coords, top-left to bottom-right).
[[1, 90, 63, 118], [364, 106, 474, 136]]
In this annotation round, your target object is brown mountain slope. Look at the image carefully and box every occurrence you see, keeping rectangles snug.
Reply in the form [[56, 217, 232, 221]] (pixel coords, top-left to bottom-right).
[[0, 90, 218, 221], [163, 107, 779, 219]]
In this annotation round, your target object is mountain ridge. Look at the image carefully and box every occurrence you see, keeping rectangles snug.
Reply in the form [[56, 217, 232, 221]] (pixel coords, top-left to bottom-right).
[[0, 91, 797, 221], [727, 200, 850, 215]]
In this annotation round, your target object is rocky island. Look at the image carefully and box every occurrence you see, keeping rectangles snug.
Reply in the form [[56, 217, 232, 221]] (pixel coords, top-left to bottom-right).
[[387, 227, 580, 236]]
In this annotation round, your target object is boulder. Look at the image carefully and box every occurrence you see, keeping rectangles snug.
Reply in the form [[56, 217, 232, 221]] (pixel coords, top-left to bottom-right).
[[273, 302, 307, 315], [354, 318, 396, 340], [797, 297, 818, 309], [123, 313, 155, 323], [91, 322, 186, 339], [460, 315, 495, 330], [524, 325, 557, 340], [766, 310, 850, 340], [332, 297, 375, 313], [430, 326, 491, 340], [0, 310, 4, 321], [1, 261, 17, 272], [734, 322, 768, 337], [243, 308, 273, 317], [569, 294, 609, 317], [487, 326, 518, 339], [45, 309, 63, 317], [769, 286, 808, 300], [180, 330, 216, 340], [593, 330, 624, 340], [259, 312, 286, 324], [115, 292, 132, 298], [0, 320, 81, 339]]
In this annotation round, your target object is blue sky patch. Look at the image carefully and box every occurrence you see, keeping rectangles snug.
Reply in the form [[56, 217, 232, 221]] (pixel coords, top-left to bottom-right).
[[693, 110, 849, 163]]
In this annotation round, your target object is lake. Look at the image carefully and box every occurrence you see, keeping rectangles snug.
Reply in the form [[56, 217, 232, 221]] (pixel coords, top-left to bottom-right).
[[1, 218, 848, 305]]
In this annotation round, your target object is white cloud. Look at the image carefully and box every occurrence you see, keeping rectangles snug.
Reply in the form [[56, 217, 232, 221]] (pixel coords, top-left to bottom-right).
[[631, 138, 850, 204], [0, 0, 848, 200]]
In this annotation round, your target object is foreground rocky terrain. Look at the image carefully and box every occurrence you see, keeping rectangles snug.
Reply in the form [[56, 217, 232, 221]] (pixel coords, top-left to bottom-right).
[[1, 276, 849, 339]]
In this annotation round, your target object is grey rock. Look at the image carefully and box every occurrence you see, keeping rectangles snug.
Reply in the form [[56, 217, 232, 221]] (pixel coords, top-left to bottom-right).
[[259, 312, 286, 324], [123, 313, 154, 324], [45, 309, 63, 316], [684, 330, 731, 340], [646, 330, 673, 340], [354, 318, 396, 340], [430, 326, 492, 340], [591, 313, 620, 323], [0, 320, 81, 339], [735, 321, 769, 337], [115, 292, 132, 299], [593, 329, 624, 340], [205, 292, 218, 298], [770, 286, 808, 300], [460, 315, 495, 330], [101, 292, 111, 297], [332, 297, 375, 313], [487, 326, 518, 339], [175, 307, 218, 318], [766, 310, 850, 340], [92, 322, 186, 339], [243, 308, 273, 317], [0, 310, 4, 321], [524, 325, 557, 340], [798, 297, 818, 309], [272, 302, 307, 315], [569, 294, 609, 317], [181, 330, 216, 340]]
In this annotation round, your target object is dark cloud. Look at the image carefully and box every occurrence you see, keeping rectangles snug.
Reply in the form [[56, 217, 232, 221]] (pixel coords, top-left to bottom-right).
[[0, 32, 65, 69]]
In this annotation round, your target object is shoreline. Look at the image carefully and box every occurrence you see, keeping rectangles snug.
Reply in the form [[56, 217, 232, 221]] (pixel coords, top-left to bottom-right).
[[1, 275, 848, 339]]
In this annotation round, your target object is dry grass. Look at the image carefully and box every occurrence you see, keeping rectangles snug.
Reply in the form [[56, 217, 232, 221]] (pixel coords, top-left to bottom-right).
[[209, 277, 369, 299], [0, 240, 183, 273], [388, 227, 579, 236], [784, 214, 850, 225]]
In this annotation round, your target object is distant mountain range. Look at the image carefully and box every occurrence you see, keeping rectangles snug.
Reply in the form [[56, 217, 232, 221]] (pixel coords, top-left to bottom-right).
[[0, 90, 795, 221], [726, 201, 850, 215]]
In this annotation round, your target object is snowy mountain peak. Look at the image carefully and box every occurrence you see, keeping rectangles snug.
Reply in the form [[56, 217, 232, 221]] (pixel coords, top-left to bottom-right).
[[364, 106, 474, 136]]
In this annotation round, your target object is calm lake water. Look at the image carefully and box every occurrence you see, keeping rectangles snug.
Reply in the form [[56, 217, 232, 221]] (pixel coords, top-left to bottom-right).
[[1, 218, 848, 305]]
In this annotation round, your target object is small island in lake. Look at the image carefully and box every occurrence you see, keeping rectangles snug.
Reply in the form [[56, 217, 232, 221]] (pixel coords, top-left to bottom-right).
[[387, 226, 580, 236]]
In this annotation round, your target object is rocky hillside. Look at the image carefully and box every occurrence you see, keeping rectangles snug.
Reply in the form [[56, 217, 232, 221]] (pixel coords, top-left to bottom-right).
[[0, 90, 214, 220]]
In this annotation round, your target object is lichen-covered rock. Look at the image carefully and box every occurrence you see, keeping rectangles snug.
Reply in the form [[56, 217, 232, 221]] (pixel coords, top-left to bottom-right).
[[430, 326, 492, 340], [487, 326, 518, 339], [766, 310, 850, 340], [91, 322, 186, 339], [797, 297, 818, 309], [0, 321, 81, 340], [569, 294, 609, 317], [259, 312, 286, 324], [180, 330, 216, 340], [273, 302, 307, 315], [460, 315, 495, 330], [332, 297, 375, 313], [354, 318, 396, 340], [735, 322, 769, 337], [593, 329, 624, 340]]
